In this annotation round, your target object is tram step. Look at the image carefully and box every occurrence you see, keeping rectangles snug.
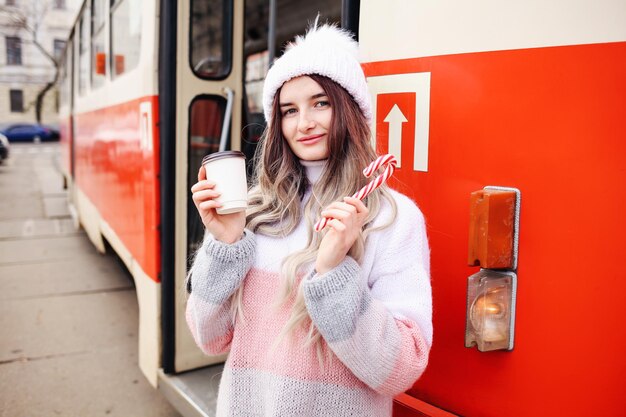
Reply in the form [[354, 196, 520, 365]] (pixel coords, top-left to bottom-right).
[[158, 364, 224, 417]]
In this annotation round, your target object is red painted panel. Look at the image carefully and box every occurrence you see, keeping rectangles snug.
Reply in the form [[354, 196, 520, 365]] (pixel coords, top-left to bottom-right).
[[393, 403, 429, 417], [73, 96, 161, 282], [364, 42, 626, 416], [394, 394, 457, 417]]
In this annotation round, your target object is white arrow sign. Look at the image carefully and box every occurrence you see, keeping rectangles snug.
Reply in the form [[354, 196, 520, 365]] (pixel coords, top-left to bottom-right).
[[384, 104, 408, 168], [368, 72, 431, 172]]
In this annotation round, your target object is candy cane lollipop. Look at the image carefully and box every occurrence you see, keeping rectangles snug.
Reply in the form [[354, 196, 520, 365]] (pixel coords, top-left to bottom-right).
[[314, 154, 397, 232]]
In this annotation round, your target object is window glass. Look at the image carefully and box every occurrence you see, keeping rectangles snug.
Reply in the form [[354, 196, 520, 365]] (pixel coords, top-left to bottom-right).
[[60, 41, 71, 106], [111, 0, 141, 78], [241, 50, 267, 165], [187, 96, 226, 259], [9, 90, 23, 112], [91, 31, 106, 88], [245, 51, 268, 114], [78, 9, 90, 95], [53, 39, 66, 62], [92, 0, 106, 88], [240, 1, 341, 172], [6, 36, 22, 65], [92, 0, 106, 29], [190, 0, 232, 79]]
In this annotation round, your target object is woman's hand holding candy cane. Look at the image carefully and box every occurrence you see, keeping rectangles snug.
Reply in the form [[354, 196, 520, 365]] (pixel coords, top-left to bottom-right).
[[314, 154, 397, 231], [314, 154, 397, 274], [315, 197, 369, 274]]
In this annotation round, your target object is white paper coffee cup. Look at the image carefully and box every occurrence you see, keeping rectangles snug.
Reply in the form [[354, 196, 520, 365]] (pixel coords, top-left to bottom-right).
[[202, 151, 248, 215]]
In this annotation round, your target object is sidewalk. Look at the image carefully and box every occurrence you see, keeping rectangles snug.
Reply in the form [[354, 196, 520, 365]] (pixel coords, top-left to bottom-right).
[[0, 143, 181, 417]]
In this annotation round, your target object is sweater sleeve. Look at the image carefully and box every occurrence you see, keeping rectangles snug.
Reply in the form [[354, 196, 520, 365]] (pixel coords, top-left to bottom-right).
[[185, 229, 256, 356], [302, 198, 432, 396]]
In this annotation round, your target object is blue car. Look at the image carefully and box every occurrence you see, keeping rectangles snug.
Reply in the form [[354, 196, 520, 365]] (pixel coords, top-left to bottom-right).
[[0, 123, 59, 142]]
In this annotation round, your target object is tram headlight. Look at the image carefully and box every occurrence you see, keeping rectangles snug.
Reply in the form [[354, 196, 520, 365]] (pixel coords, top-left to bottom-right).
[[465, 270, 517, 352]]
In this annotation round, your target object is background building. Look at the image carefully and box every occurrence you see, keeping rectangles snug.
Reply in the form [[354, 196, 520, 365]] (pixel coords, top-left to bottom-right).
[[0, 0, 80, 126]]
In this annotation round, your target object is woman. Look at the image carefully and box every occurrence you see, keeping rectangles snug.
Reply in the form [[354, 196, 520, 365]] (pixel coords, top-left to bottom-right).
[[187, 22, 432, 417]]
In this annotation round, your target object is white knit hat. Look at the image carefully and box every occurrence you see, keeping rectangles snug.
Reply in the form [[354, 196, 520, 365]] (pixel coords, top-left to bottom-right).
[[262, 22, 372, 123]]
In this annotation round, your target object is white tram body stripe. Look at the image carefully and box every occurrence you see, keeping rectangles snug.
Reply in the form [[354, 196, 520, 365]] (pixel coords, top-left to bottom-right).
[[360, 0, 626, 62], [73, 0, 158, 115], [75, 186, 161, 387]]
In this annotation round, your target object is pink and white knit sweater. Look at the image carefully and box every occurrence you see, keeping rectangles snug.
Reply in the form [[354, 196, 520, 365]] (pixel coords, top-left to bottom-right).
[[186, 161, 432, 417]]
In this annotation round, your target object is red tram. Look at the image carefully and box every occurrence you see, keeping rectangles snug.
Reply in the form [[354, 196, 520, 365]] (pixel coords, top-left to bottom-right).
[[58, 0, 626, 416]]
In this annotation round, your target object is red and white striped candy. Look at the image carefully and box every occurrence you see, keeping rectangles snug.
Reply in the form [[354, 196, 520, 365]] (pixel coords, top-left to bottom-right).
[[314, 154, 397, 232]]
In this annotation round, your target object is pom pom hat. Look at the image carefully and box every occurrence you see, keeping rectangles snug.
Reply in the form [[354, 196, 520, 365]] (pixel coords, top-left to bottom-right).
[[262, 21, 372, 123]]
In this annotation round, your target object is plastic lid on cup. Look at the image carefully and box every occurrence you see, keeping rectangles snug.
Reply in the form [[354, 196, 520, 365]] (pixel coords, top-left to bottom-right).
[[202, 150, 246, 165]]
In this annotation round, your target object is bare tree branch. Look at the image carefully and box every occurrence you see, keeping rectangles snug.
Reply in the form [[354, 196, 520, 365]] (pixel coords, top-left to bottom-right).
[[0, 1, 60, 123], [32, 37, 59, 68]]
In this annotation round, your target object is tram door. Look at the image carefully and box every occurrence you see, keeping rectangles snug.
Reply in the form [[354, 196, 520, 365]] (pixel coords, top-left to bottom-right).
[[173, 0, 246, 372], [170, 0, 343, 374]]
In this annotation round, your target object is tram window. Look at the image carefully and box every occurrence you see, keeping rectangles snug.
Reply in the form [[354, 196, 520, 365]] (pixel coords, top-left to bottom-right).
[[111, 0, 141, 78], [190, 0, 233, 79], [60, 46, 70, 106], [241, 50, 268, 171], [91, 0, 106, 89], [245, 51, 268, 115], [93, 0, 105, 29], [78, 7, 90, 96], [187, 96, 227, 258], [240, 0, 341, 172]]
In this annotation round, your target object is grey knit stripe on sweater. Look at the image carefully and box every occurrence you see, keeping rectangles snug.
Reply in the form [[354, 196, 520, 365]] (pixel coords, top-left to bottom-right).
[[302, 257, 371, 343], [329, 301, 402, 390], [216, 367, 392, 417], [188, 297, 234, 343], [189, 229, 256, 305]]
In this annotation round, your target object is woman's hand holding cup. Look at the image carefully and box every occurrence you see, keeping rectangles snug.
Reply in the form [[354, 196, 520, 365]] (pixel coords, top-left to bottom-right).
[[191, 165, 246, 244]]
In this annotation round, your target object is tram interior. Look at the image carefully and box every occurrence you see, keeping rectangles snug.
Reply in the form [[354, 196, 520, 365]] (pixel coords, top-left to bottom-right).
[[186, 0, 342, 256]]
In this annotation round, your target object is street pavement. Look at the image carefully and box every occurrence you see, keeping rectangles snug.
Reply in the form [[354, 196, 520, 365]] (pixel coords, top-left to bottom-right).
[[0, 143, 181, 417]]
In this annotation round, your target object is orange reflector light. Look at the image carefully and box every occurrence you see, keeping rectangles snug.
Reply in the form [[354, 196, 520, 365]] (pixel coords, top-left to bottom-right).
[[465, 270, 517, 352], [95, 52, 106, 75], [468, 188, 518, 269]]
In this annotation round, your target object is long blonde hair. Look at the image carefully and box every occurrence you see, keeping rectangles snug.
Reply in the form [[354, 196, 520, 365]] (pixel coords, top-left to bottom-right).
[[233, 74, 397, 360]]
